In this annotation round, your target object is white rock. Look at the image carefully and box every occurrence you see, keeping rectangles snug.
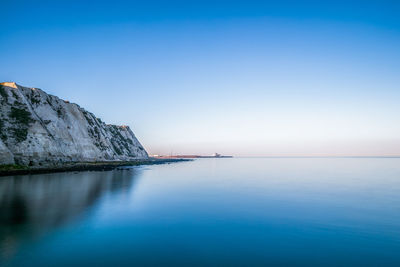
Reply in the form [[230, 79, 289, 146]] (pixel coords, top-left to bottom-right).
[[0, 82, 148, 166]]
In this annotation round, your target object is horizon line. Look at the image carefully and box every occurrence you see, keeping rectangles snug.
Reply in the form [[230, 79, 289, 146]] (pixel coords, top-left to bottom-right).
[[151, 154, 400, 158], [233, 156, 400, 158]]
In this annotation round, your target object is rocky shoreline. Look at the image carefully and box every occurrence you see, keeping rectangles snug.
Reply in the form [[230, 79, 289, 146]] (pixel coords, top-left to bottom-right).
[[0, 158, 190, 177]]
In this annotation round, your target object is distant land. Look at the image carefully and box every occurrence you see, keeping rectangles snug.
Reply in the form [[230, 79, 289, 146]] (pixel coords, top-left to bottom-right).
[[153, 153, 233, 159]]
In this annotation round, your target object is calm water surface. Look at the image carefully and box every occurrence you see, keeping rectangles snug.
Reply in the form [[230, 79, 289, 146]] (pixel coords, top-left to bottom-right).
[[1, 158, 400, 266]]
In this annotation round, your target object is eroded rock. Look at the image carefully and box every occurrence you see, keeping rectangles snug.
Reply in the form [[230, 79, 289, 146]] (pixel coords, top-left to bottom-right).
[[0, 82, 148, 166]]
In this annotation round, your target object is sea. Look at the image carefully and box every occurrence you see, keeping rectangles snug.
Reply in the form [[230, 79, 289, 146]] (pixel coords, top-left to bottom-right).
[[1, 158, 400, 266]]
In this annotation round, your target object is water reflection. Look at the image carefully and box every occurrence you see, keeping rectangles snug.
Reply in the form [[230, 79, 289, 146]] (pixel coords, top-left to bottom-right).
[[0, 168, 140, 261], [2, 159, 400, 266]]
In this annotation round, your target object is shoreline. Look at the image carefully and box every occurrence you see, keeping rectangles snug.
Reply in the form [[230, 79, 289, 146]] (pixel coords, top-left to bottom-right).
[[0, 158, 191, 177]]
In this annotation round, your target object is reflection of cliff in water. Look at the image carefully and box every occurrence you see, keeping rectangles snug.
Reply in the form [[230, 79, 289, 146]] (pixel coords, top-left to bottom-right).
[[0, 168, 140, 260]]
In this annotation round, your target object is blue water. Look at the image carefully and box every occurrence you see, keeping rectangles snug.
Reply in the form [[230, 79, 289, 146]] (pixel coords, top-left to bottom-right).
[[1, 158, 400, 266]]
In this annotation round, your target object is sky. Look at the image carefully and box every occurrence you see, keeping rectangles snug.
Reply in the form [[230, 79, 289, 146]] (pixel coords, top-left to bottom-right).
[[1, 0, 400, 156]]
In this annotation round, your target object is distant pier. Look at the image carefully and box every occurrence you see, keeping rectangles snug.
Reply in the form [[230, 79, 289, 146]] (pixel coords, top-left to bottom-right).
[[153, 153, 233, 159]]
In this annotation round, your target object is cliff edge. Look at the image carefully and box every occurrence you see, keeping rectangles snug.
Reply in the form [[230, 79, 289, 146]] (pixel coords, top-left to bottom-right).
[[0, 82, 148, 166]]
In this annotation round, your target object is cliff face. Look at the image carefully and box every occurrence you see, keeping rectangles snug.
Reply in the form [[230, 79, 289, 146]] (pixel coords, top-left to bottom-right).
[[0, 82, 148, 166]]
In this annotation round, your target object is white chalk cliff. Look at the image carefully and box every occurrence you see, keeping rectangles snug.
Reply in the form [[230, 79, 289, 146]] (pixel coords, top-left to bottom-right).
[[0, 82, 148, 166]]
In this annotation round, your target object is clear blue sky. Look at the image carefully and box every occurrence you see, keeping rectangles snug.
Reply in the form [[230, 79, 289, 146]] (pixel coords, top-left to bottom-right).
[[1, 0, 400, 156]]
